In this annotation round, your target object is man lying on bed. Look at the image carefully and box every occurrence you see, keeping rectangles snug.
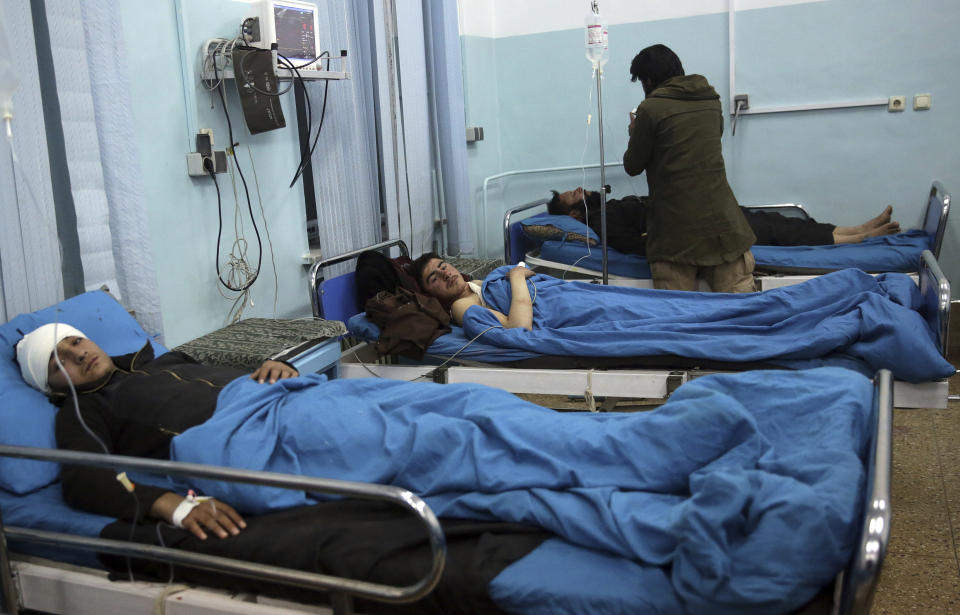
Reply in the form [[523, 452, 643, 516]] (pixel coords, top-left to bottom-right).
[[15, 322, 548, 613], [406, 252, 955, 383], [547, 186, 901, 255], [15, 322, 886, 615]]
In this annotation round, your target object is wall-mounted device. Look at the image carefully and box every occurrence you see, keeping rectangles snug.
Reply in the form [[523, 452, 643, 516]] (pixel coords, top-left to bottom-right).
[[258, 0, 334, 79]]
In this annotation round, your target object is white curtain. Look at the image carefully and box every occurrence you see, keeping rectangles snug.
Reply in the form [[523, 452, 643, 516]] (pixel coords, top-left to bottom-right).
[[0, 0, 62, 323], [424, 0, 473, 257], [307, 0, 383, 276], [43, 0, 163, 339]]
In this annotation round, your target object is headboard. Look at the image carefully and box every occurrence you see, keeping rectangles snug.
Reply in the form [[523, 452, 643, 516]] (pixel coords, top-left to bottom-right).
[[922, 181, 951, 258], [742, 203, 811, 220], [307, 238, 410, 322], [502, 198, 550, 265], [918, 249, 951, 358]]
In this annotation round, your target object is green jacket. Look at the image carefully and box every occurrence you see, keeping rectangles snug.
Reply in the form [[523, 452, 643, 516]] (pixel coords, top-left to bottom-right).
[[623, 74, 755, 265]]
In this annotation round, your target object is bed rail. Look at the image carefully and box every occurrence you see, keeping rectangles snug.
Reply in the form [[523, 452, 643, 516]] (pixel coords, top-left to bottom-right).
[[308, 238, 410, 320], [919, 249, 951, 358], [922, 181, 950, 258], [0, 445, 445, 615], [743, 202, 810, 220], [503, 198, 549, 265], [836, 369, 893, 615]]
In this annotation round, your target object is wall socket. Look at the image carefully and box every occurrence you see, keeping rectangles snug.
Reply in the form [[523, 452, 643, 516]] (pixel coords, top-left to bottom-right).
[[888, 96, 906, 112], [187, 130, 227, 177]]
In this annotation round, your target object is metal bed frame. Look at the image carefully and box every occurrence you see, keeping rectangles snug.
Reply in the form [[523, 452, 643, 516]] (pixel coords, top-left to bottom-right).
[[308, 239, 410, 321], [0, 370, 895, 615], [503, 198, 813, 290], [503, 181, 951, 292], [0, 446, 445, 615]]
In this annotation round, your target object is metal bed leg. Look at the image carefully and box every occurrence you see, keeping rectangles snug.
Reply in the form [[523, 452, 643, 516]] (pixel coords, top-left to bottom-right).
[[0, 506, 22, 614], [330, 591, 354, 615]]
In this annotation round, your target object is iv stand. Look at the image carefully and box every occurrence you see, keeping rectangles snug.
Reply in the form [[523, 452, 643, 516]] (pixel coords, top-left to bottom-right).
[[588, 0, 608, 284], [595, 65, 608, 285]]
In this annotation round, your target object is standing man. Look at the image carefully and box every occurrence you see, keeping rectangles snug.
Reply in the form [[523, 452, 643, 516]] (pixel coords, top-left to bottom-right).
[[623, 44, 756, 292]]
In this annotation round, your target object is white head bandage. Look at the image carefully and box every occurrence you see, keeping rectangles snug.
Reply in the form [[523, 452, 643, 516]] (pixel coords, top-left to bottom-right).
[[15, 323, 87, 392]]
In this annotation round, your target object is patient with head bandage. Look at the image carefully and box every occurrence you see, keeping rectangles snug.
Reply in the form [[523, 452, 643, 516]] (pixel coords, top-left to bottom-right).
[[14, 323, 550, 611], [17, 323, 112, 393], [15, 323, 298, 541]]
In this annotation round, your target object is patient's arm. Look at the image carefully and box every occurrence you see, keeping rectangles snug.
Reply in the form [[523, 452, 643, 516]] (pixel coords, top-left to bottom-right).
[[150, 492, 246, 540], [57, 396, 171, 521], [451, 267, 534, 330], [250, 359, 299, 384]]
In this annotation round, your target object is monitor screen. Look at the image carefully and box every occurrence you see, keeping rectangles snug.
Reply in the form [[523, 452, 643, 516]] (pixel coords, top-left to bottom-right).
[[273, 3, 317, 63]]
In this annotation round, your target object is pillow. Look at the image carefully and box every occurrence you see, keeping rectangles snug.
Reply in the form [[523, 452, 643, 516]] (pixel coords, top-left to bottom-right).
[[0, 290, 166, 494], [519, 213, 599, 246]]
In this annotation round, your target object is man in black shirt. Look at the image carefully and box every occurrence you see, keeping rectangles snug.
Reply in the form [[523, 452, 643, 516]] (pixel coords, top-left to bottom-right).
[[547, 187, 900, 255], [16, 323, 296, 540]]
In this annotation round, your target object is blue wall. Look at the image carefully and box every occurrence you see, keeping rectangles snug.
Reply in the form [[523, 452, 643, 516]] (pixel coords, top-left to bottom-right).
[[119, 1, 314, 346], [462, 0, 960, 294]]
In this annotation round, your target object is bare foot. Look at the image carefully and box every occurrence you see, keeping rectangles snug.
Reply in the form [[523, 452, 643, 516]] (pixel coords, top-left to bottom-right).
[[865, 221, 901, 238], [866, 205, 894, 229]]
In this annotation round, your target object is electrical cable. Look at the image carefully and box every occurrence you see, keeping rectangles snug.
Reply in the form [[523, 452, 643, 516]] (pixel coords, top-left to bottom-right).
[[210, 48, 262, 293], [286, 53, 331, 188], [245, 145, 280, 317]]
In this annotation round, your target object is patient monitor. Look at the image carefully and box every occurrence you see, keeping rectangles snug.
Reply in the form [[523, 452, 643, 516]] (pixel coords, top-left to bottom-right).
[[258, 0, 325, 77]]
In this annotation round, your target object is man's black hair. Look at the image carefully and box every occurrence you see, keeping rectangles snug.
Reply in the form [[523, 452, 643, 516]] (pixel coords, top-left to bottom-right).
[[629, 44, 684, 89], [546, 190, 567, 215], [408, 251, 442, 287]]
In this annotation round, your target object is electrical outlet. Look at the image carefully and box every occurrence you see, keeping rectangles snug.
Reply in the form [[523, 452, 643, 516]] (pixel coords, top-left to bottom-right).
[[888, 96, 906, 112], [734, 94, 749, 111], [196, 132, 213, 158]]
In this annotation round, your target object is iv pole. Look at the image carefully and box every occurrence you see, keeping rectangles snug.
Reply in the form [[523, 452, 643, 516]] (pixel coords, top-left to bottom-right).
[[590, 1, 608, 284]]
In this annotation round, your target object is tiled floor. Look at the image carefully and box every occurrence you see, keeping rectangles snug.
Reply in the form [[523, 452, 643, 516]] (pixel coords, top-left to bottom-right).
[[871, 371, 960, 613]]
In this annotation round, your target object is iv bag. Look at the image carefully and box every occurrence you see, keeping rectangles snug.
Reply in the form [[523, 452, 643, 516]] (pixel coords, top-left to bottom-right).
[[584, 10, 608, 69], [0, 8, 18, 116]]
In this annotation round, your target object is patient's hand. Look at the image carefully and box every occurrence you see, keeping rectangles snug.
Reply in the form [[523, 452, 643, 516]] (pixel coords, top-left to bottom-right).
[[151, 492, 246, 541], [509, 266, 535, 280], [251, 360, 299, 384]]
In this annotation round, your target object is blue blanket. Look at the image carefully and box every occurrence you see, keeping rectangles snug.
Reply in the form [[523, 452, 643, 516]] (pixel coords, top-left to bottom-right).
[[752, 229, 930, 272], [463, 266, 952, 383], [170, 367, 873, 614], [534, 229, 929, 276]]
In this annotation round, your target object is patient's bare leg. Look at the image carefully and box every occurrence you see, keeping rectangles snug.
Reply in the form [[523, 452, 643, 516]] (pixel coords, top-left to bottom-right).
[[832, 206, 900, 243]]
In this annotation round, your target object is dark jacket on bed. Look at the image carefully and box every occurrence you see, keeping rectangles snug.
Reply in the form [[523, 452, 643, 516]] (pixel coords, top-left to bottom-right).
[[623, 74, 755, 265], [55, 343, 245, 521]]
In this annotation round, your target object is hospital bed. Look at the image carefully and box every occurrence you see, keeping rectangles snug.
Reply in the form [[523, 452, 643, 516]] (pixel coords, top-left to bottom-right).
[[331, 245, 952, 409], [503, 181, 950, 291], [0, 289, 895, 614], [0, 292, 895, 615]]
